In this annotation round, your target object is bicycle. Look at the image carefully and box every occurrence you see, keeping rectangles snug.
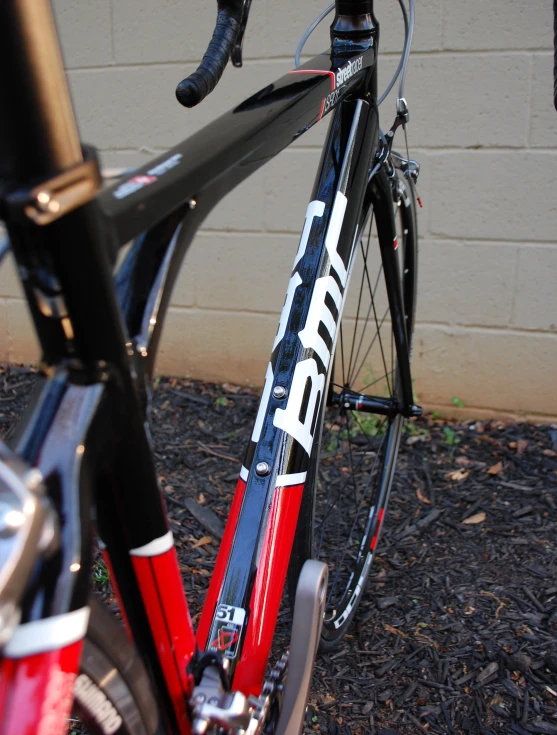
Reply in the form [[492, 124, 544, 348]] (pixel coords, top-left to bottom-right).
[[0, 0, 420, 733]]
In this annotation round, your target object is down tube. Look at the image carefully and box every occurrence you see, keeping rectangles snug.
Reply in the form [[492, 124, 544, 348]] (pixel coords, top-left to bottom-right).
[[95, 409, 196, 735], [198, 98, 379, 696]]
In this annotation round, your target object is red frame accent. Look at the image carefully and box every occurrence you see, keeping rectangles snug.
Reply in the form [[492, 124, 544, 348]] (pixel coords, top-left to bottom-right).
[[288, 69, 336, 91], [0, 641, 83, 735], [370, 507, 385, 550], [233, 482, 305, 696], [101, 548, 133, 639], [132, 545, 196, 735], [196, 478, 247, 649], [288, 69, 336, 122]]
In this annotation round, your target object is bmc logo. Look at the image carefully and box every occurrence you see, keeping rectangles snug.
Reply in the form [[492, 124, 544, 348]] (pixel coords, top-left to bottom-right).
[[251, 193, 348, 456]]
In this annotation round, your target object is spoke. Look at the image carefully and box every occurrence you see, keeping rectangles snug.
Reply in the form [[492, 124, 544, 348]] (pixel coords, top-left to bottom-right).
[[315, 404, 344, 558], [351, 410, 388, 442], [347, 230, 384, 387], [367, 278, 392, 397], [317, 418, 373, 534], [349, 234, 391, 392], [356, 370, 394, 394], [324, 418, 390, 605], [331, 380, 347, 392], [327, 411, 363, 602], [350, 305, 390, 389], [346, 213, 374, 384]]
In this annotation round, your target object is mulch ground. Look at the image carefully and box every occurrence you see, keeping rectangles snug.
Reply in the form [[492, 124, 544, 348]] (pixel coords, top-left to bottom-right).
[[1, 366, 556, 735]]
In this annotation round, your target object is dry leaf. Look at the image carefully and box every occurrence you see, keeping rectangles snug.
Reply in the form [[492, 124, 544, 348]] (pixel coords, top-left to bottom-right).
[[455, 457, 472, 467], [446, 469, 470, 482], [516, 439, 528, 455], [487, 461, 503, 475], [543, 448, 557, 457], [416, 487, 431, 504], [462, 511, 486, 525], [192, 535, 213, 549]]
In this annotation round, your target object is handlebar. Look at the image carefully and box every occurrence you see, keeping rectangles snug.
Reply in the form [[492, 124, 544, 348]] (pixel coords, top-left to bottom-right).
[[175, 0, 246, 108]]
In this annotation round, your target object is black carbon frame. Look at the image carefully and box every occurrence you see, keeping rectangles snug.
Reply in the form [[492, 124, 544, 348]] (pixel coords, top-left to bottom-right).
[[0, 0, 415, 727]]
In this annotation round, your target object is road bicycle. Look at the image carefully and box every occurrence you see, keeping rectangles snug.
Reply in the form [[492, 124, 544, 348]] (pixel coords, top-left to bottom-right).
[[0, 0, 420, 732]]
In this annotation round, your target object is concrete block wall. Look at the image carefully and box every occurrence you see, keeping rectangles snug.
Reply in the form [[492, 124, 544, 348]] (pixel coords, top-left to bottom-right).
[[1, 0, 556, 419]]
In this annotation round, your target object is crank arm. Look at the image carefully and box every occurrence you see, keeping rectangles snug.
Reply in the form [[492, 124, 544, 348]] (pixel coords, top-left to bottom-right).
[[275, 560, 328, 735]]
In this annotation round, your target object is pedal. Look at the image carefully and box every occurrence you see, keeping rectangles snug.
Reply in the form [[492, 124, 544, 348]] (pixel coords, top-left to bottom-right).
[[275, 560, 328, 735]]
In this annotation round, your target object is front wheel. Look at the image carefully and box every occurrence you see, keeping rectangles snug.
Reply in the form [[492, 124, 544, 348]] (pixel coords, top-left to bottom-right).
[[288, 161, 418, 649]]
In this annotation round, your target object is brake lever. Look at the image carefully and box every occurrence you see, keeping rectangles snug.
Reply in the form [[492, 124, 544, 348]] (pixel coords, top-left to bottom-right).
[[230, 0, 252, 68]]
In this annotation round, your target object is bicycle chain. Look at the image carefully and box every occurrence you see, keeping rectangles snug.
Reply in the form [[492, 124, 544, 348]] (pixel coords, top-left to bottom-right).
[[248, 651, 289, 734]]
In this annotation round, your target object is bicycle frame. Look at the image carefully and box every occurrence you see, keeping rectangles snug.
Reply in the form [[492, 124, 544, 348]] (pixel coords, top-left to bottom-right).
[[0, 1, 414, 733]]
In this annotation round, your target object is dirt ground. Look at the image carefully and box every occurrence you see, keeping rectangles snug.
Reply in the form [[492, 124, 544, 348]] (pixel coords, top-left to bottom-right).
[[1, 367, 556, 735]]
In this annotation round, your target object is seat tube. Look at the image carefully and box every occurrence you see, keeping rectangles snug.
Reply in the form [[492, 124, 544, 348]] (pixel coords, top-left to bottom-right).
[[0, 0, 82, 182]]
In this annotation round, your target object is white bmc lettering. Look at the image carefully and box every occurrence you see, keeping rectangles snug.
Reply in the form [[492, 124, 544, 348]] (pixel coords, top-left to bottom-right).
[[298, 275, 342, 370], [273, 272, 302, 353], [251, 362, 274, 443], [74, 673, 123, 735], [274, 193, 348, 455], [251, 193, 347, 458], [325, 192, 348, 286], [274, 358, 325, 454], [293, 200, 325, 269]]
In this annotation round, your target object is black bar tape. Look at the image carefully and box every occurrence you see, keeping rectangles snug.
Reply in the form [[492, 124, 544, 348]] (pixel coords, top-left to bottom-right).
[[176, 10, 240, 108]]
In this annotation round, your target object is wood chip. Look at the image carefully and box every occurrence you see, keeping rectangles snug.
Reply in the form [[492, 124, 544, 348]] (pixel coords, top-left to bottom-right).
[[477, 661, 498, 682], [445, 469, 470, 482], [462, 511, 486, 525], [517, 439, 528, 455]]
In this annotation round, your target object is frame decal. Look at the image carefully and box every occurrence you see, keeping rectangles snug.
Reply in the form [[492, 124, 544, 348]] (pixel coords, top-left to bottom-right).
[[208, 604, 246, 659]]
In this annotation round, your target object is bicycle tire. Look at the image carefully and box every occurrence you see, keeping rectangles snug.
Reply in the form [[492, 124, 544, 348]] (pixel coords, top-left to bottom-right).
[[288, 159, 418, 649], [71, 595, 163, 735]]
